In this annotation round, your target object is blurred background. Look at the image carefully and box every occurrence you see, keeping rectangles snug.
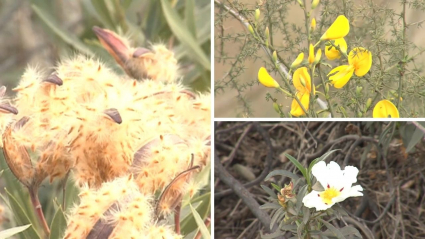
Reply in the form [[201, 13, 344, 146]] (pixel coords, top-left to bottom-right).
[[214, 0, 425, 117], [0, 0, 211, 93]]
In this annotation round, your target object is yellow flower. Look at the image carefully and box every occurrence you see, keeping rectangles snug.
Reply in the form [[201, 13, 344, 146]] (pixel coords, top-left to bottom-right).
[[308, 44, 315, 64], [328, 47, 372, 88], [290, 92, 310, 117], [373, 100, 399, 118], [291, 52, 304, 69], [320, 15, 349, 40], [293, 67, 312, 93], [291, 67, 312, 116], [348, 47, 372, 77], [325, 38, 347, 60], [258, 67, 280, 88]]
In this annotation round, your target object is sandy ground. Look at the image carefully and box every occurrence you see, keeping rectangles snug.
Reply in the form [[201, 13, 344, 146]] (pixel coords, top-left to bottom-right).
[[214, 0, 425, 117]]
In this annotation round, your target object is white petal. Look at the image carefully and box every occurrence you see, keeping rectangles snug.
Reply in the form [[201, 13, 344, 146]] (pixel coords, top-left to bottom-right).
[[303, 190, 334, 211], [347, 185, 363, 197], [312, 161, 329, 188], [333, 185, 363, 203], [343, 166, 359, 184]]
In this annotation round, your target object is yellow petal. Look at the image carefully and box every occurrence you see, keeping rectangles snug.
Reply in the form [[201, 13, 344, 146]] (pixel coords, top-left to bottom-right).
[[290, 92, 310, 117], [373, 100, 399, 118], [348, 47, 372, 76], [328, 65, 354, 88], [291, 52, 304, 68], [258, 67, 280, 88], [320, 15, 350, 40], [293, 67, 311, 93], [325, 38, 347, 60], [308, 44, 315, 64]]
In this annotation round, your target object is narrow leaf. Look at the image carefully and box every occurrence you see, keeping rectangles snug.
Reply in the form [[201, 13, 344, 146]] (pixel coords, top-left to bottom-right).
[[160, 0, 210, 70], [0, 225, 31, 239], [284, 153, 307, 179], [31, 5, 93, 56], [318, 218, 346, 239], [189, 203, 210, 239], [265, 170, 300, 181], [49, 207, 66, 239]]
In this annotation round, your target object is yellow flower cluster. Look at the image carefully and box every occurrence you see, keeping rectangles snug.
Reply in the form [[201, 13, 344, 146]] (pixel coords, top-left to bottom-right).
[[257, 13, 399, 117]]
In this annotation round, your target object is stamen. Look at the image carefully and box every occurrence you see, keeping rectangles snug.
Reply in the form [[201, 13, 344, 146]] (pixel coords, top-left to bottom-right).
[[317, 194, 320, 197], [327, 184, 330, 189], [339, 187, 344, 192]]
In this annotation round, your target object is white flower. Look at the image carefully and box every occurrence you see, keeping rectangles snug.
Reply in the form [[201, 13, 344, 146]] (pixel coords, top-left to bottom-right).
[[302, 161, 363, 211]]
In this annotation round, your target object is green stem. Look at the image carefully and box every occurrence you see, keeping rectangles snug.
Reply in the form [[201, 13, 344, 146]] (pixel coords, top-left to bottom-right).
[[318, 66, 334, 117]]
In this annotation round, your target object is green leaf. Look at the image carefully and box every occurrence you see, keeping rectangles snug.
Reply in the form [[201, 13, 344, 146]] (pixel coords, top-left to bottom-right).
[[318, 218, 346, 239], [270, 207, 284, 230], [302, 205, 310, 225], [340, 226, 362, 237], [270, 183, 281, 192], [0, 225, 31, 239], [405, 122, 425, 153], [180, 192, 210, 235], [296, 185, 307, 212], [49, 207, 66, 239], [90, 0, 115, 29], [284, 153, 307, 179], [3, 189, 41, 239], [184, 0, 196, 37], [160, 0, 210, 70], [189, 203, 210, 239], [265, 170, 300, 181], [259, 203, 281, 210], [31, 5, 94, 57], [260, 185, 277, 199]]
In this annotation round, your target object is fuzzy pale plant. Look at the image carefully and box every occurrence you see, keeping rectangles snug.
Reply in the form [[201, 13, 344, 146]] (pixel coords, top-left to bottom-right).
[[0, 26, 210, 238], [63, 174, 182, 239]]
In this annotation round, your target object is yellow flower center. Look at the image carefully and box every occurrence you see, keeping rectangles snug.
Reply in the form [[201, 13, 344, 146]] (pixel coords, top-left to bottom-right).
[[318, 186, 342, 205]]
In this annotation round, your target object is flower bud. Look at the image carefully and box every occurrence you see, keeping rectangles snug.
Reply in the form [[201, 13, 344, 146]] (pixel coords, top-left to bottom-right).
[[356, 86, 363, 97], [272, 51, 278, 63], [255, 9, 260, 22], [308, 44, 315, 64], [248, 24, 254, 35], [297, 0, 304, 7], [291, 53, 304, 69], [273, 102, 280, 114], [366, 98, 372, 110], [314, 49, 322, 64], [311, 18, 317, 31], [312, 0, 320, 9], [265, 27, 270, 47]]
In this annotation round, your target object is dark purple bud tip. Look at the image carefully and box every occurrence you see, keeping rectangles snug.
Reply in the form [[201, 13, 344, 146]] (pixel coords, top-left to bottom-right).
[[44, 75, 63, 86], [132, 48, 151, 58], [0, 104, 18, 115], [104, 108, 122, 124]]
